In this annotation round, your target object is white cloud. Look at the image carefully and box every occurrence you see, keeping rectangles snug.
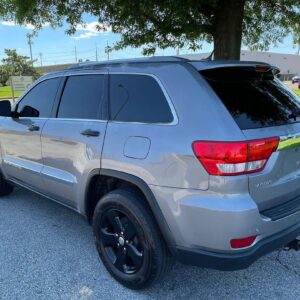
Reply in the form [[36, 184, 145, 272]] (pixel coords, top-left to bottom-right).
[[1, 20, 18, 26], [1, 20, 49, 30], [73, 32, 99, 40], [72, 21, 111, 40]]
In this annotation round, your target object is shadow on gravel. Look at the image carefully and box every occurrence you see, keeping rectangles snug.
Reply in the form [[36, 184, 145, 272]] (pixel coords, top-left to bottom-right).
[[0, 188, 299, 299]]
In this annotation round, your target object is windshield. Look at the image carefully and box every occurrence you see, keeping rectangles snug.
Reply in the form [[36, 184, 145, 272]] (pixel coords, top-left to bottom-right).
[[202, 68, 300, 130]]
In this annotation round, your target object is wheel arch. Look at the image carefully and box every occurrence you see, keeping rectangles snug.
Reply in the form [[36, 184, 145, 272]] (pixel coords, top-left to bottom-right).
[[84, 168, 176, 251]]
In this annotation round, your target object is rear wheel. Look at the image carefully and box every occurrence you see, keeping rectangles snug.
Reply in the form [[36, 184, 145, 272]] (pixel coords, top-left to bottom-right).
[[0, 173, 13, 196], [92, 189, 173, 289]]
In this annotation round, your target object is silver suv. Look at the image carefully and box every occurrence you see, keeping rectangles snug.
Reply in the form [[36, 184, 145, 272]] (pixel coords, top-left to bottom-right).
[[0, 57, 300, 289]]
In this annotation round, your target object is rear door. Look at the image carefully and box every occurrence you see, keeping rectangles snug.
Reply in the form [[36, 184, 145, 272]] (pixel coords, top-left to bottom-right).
[[41, 71, 108, 208], [0, 77, 61, 192], [202, 66, 300, 211]]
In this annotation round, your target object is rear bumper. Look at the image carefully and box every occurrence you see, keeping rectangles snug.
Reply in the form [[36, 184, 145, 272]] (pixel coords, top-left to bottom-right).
[[175, 221, 300, 270], [150, 184, 300, 265]]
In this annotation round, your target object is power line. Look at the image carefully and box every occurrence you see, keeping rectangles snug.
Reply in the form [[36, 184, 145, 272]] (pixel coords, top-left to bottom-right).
[[35, 49, 75, 55], [36, 48, 95, 57], [1, 46, 142, 62], [0, 44, 148, 66], [33, 47, 96, 56], [36, 53, 77, 59]]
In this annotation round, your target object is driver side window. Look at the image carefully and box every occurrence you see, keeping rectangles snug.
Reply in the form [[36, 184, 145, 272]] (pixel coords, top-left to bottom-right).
[[17, 77, 61, 118]]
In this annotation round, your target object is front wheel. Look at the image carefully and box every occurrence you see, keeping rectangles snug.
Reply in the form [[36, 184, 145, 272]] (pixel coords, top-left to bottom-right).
[[92, 189, 173, 289]]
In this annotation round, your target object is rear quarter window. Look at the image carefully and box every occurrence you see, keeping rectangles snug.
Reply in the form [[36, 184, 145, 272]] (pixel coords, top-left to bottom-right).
[[110, 74, 173, 123]]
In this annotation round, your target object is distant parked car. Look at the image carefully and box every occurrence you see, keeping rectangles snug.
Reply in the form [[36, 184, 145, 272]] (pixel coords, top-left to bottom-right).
[[292, 73, 300, 83]]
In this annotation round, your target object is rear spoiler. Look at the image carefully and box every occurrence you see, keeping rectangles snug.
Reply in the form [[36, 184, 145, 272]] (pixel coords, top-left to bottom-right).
[[189, 61, 280, 75]]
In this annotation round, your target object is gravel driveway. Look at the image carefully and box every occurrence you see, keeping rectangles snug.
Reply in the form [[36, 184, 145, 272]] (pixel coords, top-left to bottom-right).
[[0, 188, 299, 299]]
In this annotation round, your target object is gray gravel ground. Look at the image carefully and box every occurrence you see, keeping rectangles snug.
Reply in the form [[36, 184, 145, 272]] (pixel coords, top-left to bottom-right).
[[0, 187, 300, 300]]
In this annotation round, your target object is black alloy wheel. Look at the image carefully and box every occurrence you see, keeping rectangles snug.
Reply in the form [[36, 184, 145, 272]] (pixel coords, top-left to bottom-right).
[[100, 208, 144, 274], [92, 189, 173, 289]]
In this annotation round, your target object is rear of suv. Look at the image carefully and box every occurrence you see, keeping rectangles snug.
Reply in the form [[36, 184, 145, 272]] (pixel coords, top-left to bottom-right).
[[0, 57, 299, 289]]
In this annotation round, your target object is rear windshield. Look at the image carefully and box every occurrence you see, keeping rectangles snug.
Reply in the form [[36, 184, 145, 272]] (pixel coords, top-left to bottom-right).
[[202, 67, 300, 129]]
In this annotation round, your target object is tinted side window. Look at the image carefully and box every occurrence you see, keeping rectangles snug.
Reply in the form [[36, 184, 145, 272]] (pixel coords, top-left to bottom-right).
[[57, 75, 105, 119], [17, 78, 60, 118], [110, 74, 173, 123]]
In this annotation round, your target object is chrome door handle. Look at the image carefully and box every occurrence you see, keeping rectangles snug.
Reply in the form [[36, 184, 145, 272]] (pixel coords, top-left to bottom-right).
[[28, 124, 40, 132], [80, 129, 100, 137]]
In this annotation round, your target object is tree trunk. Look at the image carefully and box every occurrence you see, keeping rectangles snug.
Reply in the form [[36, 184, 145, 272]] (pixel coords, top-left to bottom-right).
[[213, 0, 246, 60]]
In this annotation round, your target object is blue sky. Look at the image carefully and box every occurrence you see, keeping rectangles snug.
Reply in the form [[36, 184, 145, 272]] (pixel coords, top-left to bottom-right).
[[0, 14, 297, 66]]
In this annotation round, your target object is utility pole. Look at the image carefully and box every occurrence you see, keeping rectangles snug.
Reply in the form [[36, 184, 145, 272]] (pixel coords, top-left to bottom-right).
[[95, 44, 98, 61], [74, 45, 78, 62], [39, 53, 43, 66], [176, 47, 179, 56], [27, 34, 33, 65], [106, 40, 110, 60]]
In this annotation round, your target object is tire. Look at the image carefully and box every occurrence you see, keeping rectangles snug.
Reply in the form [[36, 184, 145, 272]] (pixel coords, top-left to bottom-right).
[[92, 189, 173, 289], [0, 173, 13, 196]]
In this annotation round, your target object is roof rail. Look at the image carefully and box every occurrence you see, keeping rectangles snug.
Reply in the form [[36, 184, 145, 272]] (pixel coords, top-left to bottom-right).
[[68, 56, 190, 70]]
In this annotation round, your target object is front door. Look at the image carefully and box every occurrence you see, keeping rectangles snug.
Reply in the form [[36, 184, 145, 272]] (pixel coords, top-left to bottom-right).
[[40, 72, 108, 208], [0, 77, 61, 192]]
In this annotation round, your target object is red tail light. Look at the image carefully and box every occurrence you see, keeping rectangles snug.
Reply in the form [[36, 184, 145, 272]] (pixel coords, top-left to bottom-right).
[[192, 137, 279, 176]]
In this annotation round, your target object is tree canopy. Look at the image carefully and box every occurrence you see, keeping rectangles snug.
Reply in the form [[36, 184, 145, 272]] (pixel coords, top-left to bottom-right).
[[1, 0, 300, 59], [0, 49, 40, 86]]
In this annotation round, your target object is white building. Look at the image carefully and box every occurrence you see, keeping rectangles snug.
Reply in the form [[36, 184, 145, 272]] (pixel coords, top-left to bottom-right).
[[37, 50, 300, 77], [181, 50, 300, 75]]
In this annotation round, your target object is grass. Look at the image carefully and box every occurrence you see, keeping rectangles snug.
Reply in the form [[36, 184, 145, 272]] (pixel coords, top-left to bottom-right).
[[0, 86, 21, 99], [278, 135, 300, 151], [293, 89, 300, 97]]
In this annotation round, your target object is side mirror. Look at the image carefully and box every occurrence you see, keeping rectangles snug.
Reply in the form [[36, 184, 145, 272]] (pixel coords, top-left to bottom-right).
[[0, 100, 12, 117], [19, 105, 40, 118]]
